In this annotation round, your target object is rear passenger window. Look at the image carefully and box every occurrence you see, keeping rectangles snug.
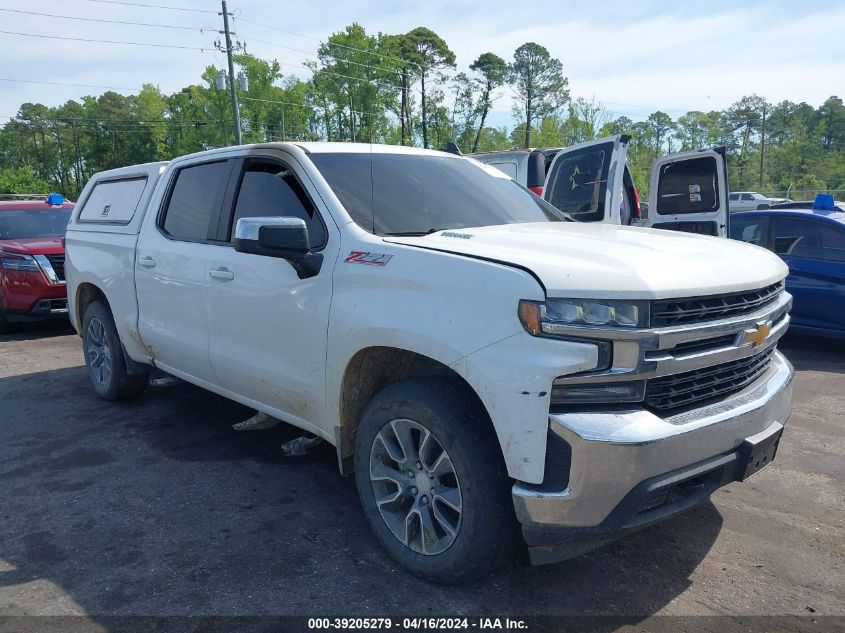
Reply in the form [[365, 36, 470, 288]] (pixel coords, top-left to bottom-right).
[[775, 218, 845, 262], [162, 161, 230, 241], [78, 177, 147, 224], [729, 217, 769, 247], [228, 160, 326, 248]]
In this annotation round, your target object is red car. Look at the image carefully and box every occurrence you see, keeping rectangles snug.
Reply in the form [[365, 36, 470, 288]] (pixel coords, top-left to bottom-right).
[[0, 194, 74, 332]]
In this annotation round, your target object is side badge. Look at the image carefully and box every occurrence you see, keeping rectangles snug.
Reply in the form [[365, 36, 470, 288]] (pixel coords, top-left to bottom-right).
[[345, 251, 393, 266]]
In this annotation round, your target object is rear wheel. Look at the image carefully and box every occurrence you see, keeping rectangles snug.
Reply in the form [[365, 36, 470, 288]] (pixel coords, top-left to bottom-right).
[[354, 376, 519, 583], [82, 300, 148, 401]]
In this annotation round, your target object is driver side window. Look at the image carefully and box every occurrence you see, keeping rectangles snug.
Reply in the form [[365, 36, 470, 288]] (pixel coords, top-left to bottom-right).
[[228, 159, 327, 249]]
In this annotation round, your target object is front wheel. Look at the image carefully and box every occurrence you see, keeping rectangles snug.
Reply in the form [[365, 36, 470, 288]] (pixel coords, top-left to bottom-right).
[[354, 377, 519, 583], [82, 300, 148, 401]]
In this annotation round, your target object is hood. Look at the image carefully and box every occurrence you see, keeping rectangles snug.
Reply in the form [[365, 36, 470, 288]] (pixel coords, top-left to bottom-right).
[[0, 237, 64, 256], [384, 223, 788, 299]]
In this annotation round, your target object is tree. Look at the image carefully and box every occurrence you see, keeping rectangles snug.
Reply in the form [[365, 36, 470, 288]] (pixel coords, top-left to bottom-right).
[[818, 96, 845, 151], [562, 97, 608, 144], [600, 116, 634, 137], [404, 27, 455, 148], [469, 52, 508, 152], [723, 94, 770, 188], [508, 42, 569, 148], [645, 111, 675, 157], [310, 25, 398, 143], [0, 166, 50, 194]]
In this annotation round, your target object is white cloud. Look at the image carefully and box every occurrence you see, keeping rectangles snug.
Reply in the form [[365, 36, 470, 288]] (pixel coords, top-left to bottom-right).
[[1, 0, 843, 126]]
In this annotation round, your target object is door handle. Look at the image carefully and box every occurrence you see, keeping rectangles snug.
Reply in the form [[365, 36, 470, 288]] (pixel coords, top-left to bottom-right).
[[209, 267, 235, 281], [138, 256, 156, 268]]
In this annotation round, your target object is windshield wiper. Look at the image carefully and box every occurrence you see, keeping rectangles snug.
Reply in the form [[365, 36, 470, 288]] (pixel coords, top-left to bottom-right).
[[381, 228, 443, 237]]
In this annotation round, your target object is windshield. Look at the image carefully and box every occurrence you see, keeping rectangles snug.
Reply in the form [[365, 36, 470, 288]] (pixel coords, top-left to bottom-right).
[[0, 208, 72, 239], [310, 153, 565, 235]]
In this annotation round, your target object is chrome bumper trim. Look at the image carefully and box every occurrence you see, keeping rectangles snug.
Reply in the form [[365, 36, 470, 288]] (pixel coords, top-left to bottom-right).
[[513, 350, 794, 528]]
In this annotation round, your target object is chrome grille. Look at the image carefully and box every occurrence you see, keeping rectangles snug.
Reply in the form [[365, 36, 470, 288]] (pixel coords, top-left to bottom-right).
[[651, 282, 783, 327], [45, 254, 65, 281], [645, 348, 775, 412]]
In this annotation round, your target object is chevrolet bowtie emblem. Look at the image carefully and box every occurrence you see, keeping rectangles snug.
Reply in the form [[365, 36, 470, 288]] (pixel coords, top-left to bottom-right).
[[742, 321, 772, 348]]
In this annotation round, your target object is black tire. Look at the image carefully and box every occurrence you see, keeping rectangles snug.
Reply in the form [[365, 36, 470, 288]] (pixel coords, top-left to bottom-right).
[[0, 307, 8, 335], [354, 376, 519, 583], [82, 300, 148, 401]]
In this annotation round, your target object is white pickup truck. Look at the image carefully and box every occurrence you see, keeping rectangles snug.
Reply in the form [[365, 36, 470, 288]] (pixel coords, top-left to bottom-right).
[[66, 142, 794, 583]]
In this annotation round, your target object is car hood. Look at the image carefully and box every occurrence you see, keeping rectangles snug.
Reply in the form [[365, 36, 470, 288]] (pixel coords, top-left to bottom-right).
[[383, 222, 788, 299], [0, 237, 64, 256]]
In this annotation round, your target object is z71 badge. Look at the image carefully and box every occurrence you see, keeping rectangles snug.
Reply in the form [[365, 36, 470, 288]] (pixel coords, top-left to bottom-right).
[[345, 251, 394, 266]]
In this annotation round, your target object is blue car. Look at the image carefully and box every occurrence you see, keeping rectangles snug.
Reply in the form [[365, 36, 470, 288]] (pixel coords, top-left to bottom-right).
[[730, 195, 845, 339]]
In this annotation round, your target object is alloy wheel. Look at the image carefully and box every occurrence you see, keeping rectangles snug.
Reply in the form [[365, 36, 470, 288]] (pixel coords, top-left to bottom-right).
[[369, 418, 463, 555], [85, 317, 112, 387]]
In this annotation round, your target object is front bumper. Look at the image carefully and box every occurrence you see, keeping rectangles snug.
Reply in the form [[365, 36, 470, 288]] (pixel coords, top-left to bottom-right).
[[512, 350, 793, 564], [4, 297, 69, 322]]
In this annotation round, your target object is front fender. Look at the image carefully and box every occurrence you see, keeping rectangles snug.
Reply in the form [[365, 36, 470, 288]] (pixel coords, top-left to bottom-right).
[[450, 332, 598, 484]]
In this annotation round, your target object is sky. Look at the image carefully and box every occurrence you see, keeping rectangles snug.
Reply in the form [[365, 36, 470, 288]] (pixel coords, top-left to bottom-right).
[[2, 0, 845, 129]]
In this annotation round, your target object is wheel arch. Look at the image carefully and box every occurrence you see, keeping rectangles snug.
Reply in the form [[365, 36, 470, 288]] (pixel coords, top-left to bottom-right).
[[335, 346, 489, 475], [75, 282, 109, 330], [76, 282, 150, 376]]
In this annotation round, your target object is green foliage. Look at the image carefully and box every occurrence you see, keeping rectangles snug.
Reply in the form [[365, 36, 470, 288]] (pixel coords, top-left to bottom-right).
[[508, 42, 569, 148], [0, 166, 50, 194], [405, 27, 456, 148], [469, 52, 508, 152], [1, 23, 843, 202]]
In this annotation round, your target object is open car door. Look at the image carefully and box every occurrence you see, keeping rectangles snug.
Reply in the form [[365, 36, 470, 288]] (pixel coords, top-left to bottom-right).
[[542, 135, 630, 225], [644, 147, 729, 237]]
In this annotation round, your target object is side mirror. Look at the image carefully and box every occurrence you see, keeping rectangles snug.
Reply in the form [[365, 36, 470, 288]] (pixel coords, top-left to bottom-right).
[[234, 217, 322, 279]]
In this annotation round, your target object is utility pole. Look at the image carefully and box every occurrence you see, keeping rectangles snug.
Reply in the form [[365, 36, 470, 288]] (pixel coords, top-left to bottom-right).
[[759, 104, 767, 189], [219, 0, 241, 145]]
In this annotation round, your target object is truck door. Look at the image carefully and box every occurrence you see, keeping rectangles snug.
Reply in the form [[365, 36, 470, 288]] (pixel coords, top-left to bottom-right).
[[135, 158, 235, 384], [643, 147, 729, 237], [205, 151, 337, 432], [542, 135, 629, 224]]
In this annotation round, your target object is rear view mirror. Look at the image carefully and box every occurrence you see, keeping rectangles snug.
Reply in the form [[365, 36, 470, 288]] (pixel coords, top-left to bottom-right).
[[234, 217, 322, 279]]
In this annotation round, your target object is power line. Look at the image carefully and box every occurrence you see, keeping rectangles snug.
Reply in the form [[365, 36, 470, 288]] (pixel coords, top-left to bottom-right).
[[0, 29, 207, 50], [235, 16, 424, 71], [83, 0, 218, 13], [0, 8, 211, 31], [271, 59, 405, 92], [242, 34, 404, 78], [0, 77, 141, 92], [239, 95, 384, 118]]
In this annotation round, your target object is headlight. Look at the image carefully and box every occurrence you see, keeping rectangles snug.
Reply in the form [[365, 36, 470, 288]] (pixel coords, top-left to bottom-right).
[[519, 298, 649, 335], [0, 253, 40, 272]]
